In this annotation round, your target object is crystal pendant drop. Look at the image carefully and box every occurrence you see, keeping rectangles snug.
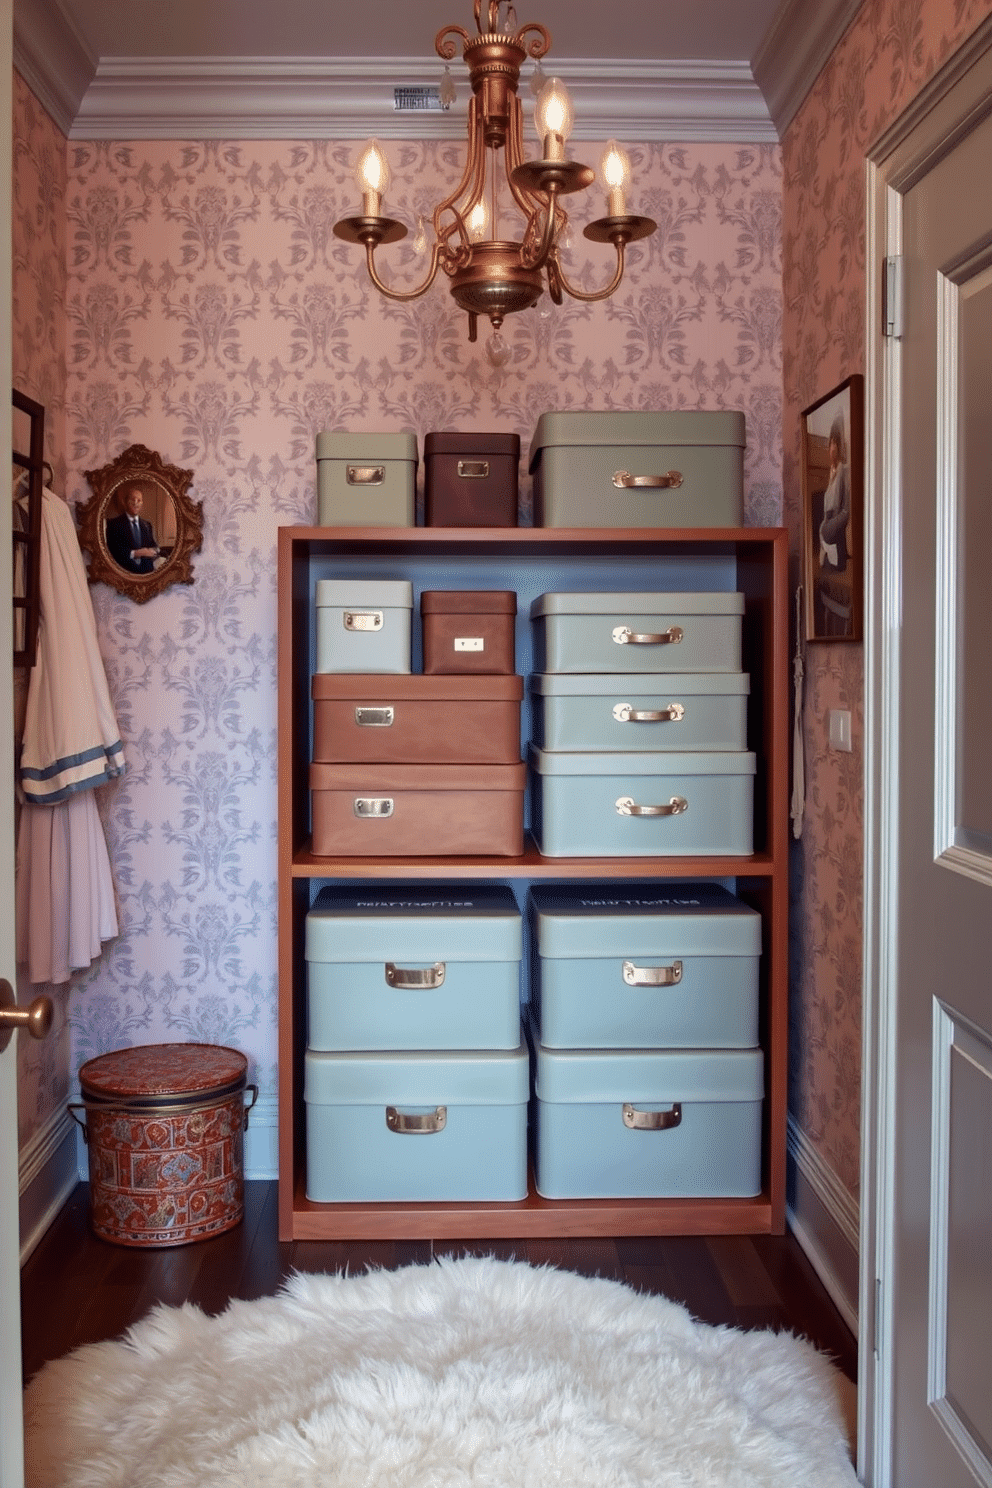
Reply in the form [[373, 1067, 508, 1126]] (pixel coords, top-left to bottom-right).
[[439, 65, 457, 108], [486, 329, 511, 368], [529, 59, 546, 98], [412, 216, 428, 254]]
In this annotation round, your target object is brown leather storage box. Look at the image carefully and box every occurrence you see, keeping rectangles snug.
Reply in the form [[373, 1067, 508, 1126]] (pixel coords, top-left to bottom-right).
[[311, 672, 523, 763], [309, 761, 527, 856], [421, 590, 517, 675], [423, 432, 520, 526]]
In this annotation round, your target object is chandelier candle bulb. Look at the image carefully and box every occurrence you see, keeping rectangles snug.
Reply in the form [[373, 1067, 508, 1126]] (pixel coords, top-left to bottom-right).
[[534, 76, 573, 161], [356, 139, 390, 217], [602, 140, 631, 218]]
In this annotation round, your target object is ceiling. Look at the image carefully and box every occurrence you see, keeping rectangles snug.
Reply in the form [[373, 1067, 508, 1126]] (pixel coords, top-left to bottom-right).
[[14, 0, 863, 141]]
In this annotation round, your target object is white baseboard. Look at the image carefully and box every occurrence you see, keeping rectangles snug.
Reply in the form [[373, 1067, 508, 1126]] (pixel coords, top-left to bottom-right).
[[19, 1106, 80, 1264], [786, 1115, 860, 1338]]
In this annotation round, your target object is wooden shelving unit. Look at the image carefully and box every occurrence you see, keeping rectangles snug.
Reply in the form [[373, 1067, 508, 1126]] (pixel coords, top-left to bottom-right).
[[278, 525, 789, 1241]]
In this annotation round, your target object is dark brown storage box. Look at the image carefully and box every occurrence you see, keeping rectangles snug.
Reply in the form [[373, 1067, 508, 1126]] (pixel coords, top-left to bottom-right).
[[421, 590, 517, 675], [424, 432, 520, 527], [312, 672, 523, 763], [309, 761, 527, 856]]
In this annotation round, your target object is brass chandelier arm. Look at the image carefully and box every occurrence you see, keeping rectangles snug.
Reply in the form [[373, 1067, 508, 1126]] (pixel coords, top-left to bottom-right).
[[519, 184, 563, 273], [553, 237, 629, 303], [364, 240, 444, 302], [436, 24, 471, 58]]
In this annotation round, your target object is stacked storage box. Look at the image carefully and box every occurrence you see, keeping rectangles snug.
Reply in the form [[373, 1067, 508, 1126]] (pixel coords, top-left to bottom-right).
[[305, 885, 529, 1201], [527, 883, 764, 1198], [527, 591, 756, 857], [308, 584, 526, 856]]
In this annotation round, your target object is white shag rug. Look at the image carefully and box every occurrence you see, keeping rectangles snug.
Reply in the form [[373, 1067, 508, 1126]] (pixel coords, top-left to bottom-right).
[[24, 1256, 858, 1488]]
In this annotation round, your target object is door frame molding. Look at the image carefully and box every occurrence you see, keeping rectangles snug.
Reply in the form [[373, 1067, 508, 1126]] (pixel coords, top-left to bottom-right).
[[861, 16, 992, 1483]]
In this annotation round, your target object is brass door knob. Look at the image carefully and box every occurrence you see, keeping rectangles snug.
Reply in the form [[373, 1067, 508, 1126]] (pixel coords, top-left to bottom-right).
[[0, 978, 54, 1053]]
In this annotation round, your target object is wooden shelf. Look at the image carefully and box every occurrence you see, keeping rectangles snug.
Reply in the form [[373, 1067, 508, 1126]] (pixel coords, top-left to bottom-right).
[[278, 524, 789, 1243]]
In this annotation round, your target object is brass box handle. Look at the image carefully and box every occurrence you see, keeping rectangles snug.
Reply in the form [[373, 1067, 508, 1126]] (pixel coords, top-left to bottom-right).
[[622, 1102, 682, 1131], [622, 959, 683, 987], [346, 465, 385, 486], [353, 796, 394, 818], [612, 702, 685, 724], [612, 624, 683, 647], [344, 610, 383, 632], [386, 1105, 447, 1134], [457, 460, 489, 478], [355, 706, 394, 727], [612, 469, 683, 489], [385, 961, 446, 989], [615, 795, 688, 818]]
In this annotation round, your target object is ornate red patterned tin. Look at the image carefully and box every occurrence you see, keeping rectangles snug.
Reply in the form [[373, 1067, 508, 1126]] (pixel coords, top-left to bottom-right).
[[74, 1043, 254, 1249]]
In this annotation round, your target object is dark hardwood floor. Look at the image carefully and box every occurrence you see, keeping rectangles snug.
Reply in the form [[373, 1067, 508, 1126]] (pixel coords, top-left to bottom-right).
[[21, 1181, 858, 1389]]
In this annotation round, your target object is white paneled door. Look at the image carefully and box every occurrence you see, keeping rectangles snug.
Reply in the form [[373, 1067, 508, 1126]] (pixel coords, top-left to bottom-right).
[[1, 4, 26, 1484], [866, 21, 992, 1488]]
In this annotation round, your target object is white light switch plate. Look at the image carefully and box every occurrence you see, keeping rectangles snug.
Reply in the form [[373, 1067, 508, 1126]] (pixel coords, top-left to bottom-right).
[[828, 709, 852, 752]]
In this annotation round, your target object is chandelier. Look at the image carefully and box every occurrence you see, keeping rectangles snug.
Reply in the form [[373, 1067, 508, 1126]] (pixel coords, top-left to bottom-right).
[[333, 0, 657, 365]]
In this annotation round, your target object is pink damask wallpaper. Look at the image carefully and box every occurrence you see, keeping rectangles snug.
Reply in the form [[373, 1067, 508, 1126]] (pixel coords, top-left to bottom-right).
[[12, 91, 783, 1160], [782, 0, 992, 1196]]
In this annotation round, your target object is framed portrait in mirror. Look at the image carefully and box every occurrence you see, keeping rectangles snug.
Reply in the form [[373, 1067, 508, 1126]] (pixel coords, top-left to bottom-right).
[[77, 445, 203, 603]]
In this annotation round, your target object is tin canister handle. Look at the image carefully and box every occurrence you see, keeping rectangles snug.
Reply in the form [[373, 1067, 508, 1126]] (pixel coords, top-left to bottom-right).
[[616, 795, 688, 817], [354, 797, 394, 818], [385, 961, 446, 989], [622, 959, 683, 987], [612, 702, 685, 723], [243, 1084, 258, 1130], [386, 1106, 447, 1134], [344, 610, 383, 632], [612, 469, 683, 489], [612, 625, 683, 647], [457, 460, 489, 478], [346, 465, 385, 486], [66, 1102, 89, 1141], [622, 1102, 682, 1130]]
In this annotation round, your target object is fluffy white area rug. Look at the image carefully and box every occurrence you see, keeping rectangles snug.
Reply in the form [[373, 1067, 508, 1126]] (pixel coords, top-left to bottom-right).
[[24, 1256, 858, 1487]]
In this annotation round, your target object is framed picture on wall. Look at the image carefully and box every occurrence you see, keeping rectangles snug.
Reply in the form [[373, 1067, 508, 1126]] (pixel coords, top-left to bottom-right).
[[801, 374, 864, 643]]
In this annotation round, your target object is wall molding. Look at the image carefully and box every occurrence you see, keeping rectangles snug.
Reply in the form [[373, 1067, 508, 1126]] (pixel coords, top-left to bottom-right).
[[786, 1115, 860, 1337], [18, 1105, 79, 1264], [752, 0, 866, 136]]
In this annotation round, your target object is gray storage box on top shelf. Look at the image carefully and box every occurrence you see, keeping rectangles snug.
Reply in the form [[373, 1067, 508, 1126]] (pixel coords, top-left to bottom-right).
[[305, 884, 522, 1052], [316, 432, 417, 527], [527, 882, 761, 1049], [315, 578, 413, 674], [529, 671, 749, 753], [530, 592, 744, 674], [305, 1041, 529, 1202], [528, 746, 755, 857], [529, 1035, 763, 1199], [528, 410, 745, 528]]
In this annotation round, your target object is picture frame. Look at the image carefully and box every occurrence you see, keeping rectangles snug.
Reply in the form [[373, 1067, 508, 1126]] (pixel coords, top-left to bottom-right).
[[801, 374, 864, 643], [77, 444, 203, 604]]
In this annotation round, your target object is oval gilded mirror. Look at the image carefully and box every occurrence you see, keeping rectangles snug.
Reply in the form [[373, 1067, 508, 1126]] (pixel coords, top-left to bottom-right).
[[77, 444, 203, 603]]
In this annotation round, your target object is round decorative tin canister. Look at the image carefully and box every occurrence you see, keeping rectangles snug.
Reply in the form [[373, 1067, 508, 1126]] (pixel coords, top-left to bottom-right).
[[70, 1043, 256, 1248]]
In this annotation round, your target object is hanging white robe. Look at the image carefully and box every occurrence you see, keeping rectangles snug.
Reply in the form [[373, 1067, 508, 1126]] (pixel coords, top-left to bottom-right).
[[15, 486, 122, 984]]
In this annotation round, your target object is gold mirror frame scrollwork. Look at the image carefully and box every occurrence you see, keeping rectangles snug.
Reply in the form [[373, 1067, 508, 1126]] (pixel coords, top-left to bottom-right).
[[78, 444, 203, 603]]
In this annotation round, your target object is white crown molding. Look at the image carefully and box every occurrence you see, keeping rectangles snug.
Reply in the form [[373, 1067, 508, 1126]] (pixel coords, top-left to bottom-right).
[[13, 0, 96, 136], [752, 0, 866, 136], [67, 55, 776, 143]]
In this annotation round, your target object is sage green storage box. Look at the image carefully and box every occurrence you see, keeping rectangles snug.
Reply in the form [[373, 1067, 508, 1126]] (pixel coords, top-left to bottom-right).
[[529, 745, 755, 857], [304, 1042, 529, 1202], [529, 411, 745, 528], [316, 432, 417, 527], [529, 672, 750, 752], [530, 591, 744, 674]]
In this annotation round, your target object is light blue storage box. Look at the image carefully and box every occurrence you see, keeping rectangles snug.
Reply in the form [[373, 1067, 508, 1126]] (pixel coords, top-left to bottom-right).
[[530, 1037, 764, 1199], [529, 672, 749, 752], [315, 578, 413, 673], [528, 410, 745, 528], [529, 746, 755, 857], [528, 883, 761, 1049], [305, 1041, 529, 1202], [530, 592, 744, 674], [305, 885, 522, 1051]]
